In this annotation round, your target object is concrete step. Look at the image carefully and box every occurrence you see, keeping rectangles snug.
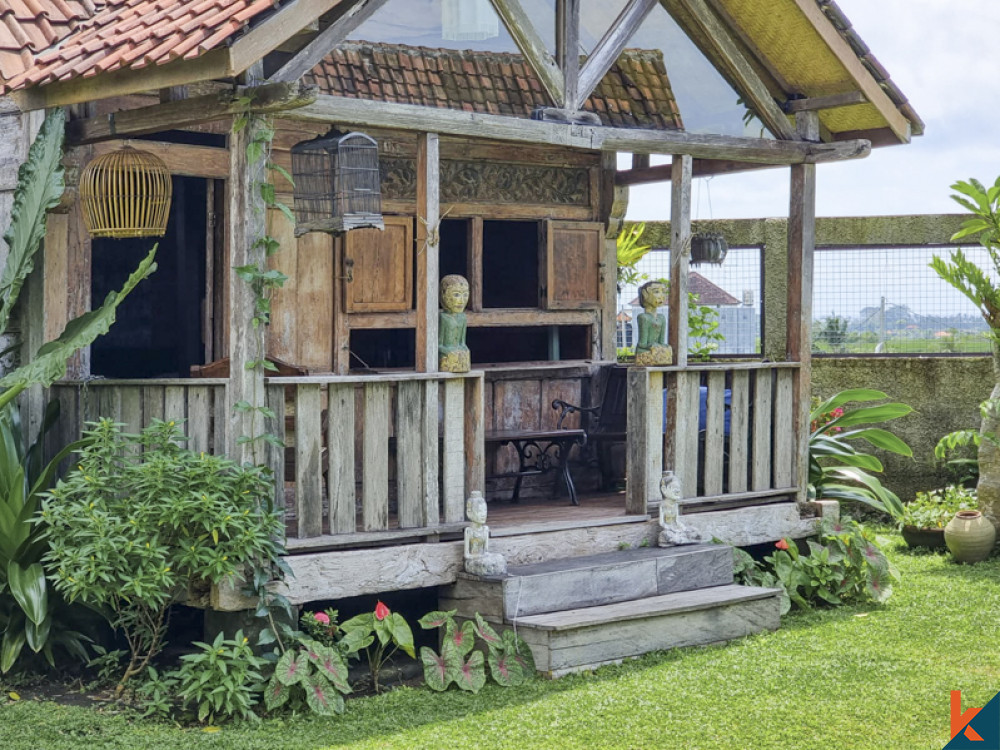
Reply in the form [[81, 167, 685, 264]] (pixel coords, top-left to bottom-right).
[[499, 543, 733, 618], [514, 584, 781, 677]]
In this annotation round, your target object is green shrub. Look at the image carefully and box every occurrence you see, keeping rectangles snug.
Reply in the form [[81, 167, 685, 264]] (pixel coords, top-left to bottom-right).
[[901, 485, 976, 529], [175, 630, 265, 724], [39, 418, 283, 690]]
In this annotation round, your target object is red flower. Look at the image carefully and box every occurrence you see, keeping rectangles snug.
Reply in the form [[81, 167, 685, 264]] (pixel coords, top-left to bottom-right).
[[374, 601, 390, 621], [775, 539, 790, 551], [313, 612, 330, 625]]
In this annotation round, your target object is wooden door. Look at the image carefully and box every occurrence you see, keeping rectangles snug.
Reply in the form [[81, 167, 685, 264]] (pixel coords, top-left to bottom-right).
[[543, 220, 603, 309], [343, 215, 414, 312]]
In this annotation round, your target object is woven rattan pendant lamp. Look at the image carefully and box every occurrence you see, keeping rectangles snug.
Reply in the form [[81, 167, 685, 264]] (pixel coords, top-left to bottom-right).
[[79, 145, 172, 238]]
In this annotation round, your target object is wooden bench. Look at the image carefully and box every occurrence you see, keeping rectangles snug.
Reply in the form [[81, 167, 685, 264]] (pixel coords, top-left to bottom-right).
[[485, 428, 586, 506]]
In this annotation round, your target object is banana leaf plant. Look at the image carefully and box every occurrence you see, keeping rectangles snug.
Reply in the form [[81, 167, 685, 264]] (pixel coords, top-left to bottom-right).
[[809, 388, 912, 520], [0, 107, 158, 671]]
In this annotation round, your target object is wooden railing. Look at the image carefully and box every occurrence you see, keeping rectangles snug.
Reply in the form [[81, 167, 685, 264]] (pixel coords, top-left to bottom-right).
[[626, 362, 801, 514], [47, 379, 229, 459], [267, 372, 486, 540]]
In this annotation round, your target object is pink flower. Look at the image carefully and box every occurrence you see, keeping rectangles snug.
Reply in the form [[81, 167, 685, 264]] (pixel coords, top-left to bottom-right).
[[775, 539, 790, 551], [313, 612, 330, 625], [374, 601, 390, 621]]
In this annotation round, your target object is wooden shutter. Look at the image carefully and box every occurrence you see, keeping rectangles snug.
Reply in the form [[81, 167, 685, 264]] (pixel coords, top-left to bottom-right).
[[343, 215, 414, 313], [543, 220, 603, 309]]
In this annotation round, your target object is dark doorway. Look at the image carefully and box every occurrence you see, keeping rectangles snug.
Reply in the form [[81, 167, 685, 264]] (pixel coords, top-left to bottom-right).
[[91, 176, 209, 378]]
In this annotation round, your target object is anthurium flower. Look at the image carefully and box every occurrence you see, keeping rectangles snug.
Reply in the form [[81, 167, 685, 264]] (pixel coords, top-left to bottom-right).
[[374, 601, 390, 621], [775, 538, 790, 551]]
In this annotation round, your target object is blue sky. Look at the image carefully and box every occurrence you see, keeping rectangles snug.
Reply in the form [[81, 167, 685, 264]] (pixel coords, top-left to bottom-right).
[[626, 0, 1000, 222]]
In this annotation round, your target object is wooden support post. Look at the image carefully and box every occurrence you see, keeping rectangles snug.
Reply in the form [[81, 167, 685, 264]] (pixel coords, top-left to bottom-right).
[[600, 151, 621, 362], [556, 0, 580, 112], [227, 70, 269, 464], [668, 154, 692, 367], [416, 133, 440, 373], [626, 367, 661, 514], [788, 112, 818, 505]]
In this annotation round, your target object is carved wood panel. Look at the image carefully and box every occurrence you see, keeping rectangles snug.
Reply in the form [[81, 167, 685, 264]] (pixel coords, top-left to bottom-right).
[[381, 157, 591, 207]]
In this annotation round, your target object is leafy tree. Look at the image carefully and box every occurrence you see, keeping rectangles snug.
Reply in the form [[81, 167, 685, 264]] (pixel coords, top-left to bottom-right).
[[930, 176, 1000, 528], [816, 314, 848, 352]]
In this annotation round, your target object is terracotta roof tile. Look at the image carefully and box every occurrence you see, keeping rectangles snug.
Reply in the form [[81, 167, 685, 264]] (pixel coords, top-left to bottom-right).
[[305, 42, 684, 130], [1, 0, 275, 90]]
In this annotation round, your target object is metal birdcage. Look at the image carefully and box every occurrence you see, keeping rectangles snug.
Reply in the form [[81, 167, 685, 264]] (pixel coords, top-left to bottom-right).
[[290, 130, 384, 236], [79, 145, 172, 238], [690, 232, 728, 266]]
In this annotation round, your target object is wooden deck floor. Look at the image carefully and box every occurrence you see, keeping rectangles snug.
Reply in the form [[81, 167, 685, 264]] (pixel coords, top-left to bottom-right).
[[283, 490, 644, 551]]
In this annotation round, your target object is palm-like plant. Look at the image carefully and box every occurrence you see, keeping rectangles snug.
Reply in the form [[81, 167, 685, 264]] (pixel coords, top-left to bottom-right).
[[931, 177, 1000, 529], [809, 389, 912, 520]]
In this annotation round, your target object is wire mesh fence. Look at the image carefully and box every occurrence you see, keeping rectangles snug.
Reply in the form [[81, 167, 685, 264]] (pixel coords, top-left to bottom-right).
[[813, 245, 993, 355], [616, 245, 762, 356]]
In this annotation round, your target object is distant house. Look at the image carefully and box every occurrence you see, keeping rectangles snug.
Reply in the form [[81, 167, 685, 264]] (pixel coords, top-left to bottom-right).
[[627, 272, 757, 354]]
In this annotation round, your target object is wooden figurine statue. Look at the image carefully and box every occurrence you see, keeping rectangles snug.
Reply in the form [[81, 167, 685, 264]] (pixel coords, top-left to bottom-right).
[[464, 491, 506, 577], [439, 274, 471, 373], [657, 470, 704, 547], [635, 280, 673, 366]]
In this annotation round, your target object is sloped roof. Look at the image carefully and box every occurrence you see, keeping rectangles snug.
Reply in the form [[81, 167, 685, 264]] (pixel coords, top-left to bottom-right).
[[629, 272, 741, 307], [0, 0, 922, 144], [0, 0, 95, 82], [306, 42, 683, 130], [3, 0, 274, 91]]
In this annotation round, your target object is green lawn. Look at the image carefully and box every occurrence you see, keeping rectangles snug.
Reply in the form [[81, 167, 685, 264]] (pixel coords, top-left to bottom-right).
[[2, 534, 999, 750]]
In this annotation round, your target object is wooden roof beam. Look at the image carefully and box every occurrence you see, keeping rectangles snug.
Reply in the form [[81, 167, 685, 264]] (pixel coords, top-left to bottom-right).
[[269, 0, 391, 83], [783, 91, 867, 113], [574, 0, 658, 111], [489, 0, 566, 108], [287, 94, 871, 164], [789, 0, 911, 143], [66, 81, 318, 145], [660, 0, 797, 140]]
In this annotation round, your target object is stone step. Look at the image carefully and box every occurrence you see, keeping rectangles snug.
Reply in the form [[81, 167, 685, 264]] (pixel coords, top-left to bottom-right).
[[500, 543, 733, 618], [514, 584, 781, 677]]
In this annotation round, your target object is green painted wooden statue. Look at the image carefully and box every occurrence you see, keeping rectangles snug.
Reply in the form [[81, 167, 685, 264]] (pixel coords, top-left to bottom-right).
[[635, 280, 673, 366], [439, 274, 471, 372]]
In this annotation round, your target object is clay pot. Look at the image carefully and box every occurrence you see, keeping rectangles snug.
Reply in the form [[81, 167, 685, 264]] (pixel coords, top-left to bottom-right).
[[901, 525, 946, 550], [944, 510, 996, 564]]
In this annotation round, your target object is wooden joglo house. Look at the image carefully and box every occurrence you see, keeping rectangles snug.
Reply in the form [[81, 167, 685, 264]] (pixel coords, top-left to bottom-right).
[[0, 0, 921, 672]]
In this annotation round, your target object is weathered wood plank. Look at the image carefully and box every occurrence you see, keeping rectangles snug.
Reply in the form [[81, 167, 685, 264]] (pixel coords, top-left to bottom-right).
[[119, 387, 142, 442], [421, 379, 440, 527], [187, 386, 211, 455], [142, 386, 164, 428], [773, 368, 795, 489], [213, 386, 228, 457], [327, 383, 357, 534], [295, 384, 324, 538], [490, 0, 565, 107], [288, 95, 872, 163], [415, 132, 439, 372], [752, 368, 773, 491], [264, 384, 286, 511], [669, 155, 692, 367], [396, 380, 423, 528], [728, 370, 750, 494], [163, 386, 186, 425], [441, 378, 465, 523], [296, 231, 334, 370], [556, 0, 580, 111], [626, 368, 661, 514], [703, 370, 726, 496], [463, 375, 486, 498], [676, 371, 701, 498], [362, 382, 390, 531]]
